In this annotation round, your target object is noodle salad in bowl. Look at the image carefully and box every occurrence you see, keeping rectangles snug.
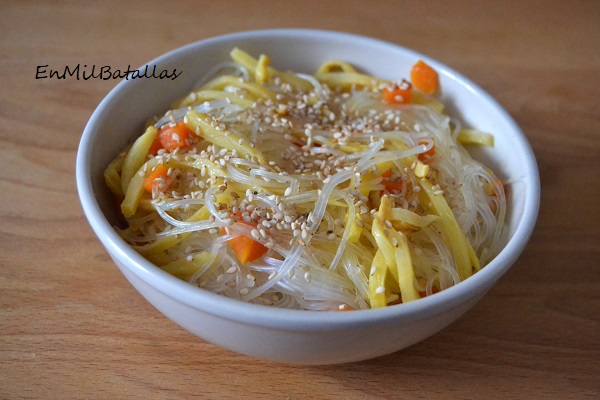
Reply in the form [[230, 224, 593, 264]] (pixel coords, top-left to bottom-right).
[[78, 30, 538, 363], [105, 48, 507, 311]]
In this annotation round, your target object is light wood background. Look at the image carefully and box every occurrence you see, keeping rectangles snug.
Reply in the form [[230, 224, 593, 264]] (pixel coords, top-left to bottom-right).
[[1, 1, 599, 399]]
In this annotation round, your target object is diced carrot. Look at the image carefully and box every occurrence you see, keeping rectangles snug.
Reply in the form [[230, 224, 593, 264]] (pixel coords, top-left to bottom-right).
[[410, 60, 439, 95], [143, 164, 170, 193], [381, 169, 404, 193], [222, 223, 268, 264], [148, 137, 163, 156], [158, 122, 197, 151], [382, 180, 404, 193], [383, 86, 412, 105], [417, 139, 435, 162]]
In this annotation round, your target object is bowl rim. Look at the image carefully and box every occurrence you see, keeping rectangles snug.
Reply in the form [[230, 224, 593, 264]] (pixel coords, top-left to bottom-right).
[[76, 28, 540, 331]]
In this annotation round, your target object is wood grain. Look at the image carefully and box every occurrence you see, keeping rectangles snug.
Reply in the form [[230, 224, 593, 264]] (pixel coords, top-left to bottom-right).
[[1, 1, 598, 399]]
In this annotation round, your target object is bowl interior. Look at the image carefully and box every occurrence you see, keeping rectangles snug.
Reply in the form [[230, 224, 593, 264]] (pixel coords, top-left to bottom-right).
[[79, 29, 539, 321]]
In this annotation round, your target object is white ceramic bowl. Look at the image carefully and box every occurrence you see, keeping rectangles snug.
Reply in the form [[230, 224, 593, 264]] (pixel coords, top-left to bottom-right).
[[76, 29, 540, 365]]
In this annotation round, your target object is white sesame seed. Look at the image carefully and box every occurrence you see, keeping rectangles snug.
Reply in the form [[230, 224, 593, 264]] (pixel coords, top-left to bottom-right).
[[375, 286, 385, 295]]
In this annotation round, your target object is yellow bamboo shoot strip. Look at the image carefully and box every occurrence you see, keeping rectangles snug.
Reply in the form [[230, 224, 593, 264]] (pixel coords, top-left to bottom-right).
[[200, 75, 276, 101], [315, 72, 386, 90], [255, 54, 270, 84], [135, 206, 211, 265], [418, 180, 481, 280], [389, 140, 477, 280], [104, 156, 125, 198], [173, 90, 256, 109], [389, 229, 420, 303], [368, 250, 388, 308], [121, 126, 157, 195], [391, 207, 439, 230], [410, 91, 445, 113], [185, 110, 268, 164], [316, 61, 358, 74], [457, 129, 494, 147], [121, 156, 225, 217], [230, 47, 313, 91], [371, 217, 399, 283], [158, 251, 215, 280], [372, 196, 420, 304]]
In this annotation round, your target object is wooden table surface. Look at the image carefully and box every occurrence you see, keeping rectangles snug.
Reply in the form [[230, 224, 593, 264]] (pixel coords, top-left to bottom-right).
[[1, 1, 599, 398]]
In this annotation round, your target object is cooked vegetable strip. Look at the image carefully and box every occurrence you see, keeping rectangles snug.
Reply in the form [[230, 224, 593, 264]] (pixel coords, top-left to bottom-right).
[[121, 126, 157, 195], [393, 230, 420, 303], [174, 90, 255, 108], [391, 207, 439, 230], [185, 110, 267, 164], [107, 48, 506, 311], [160, 251, 215, 280], [133, 206, 212, 264], [201, 75, 276, 100], [418, 180, 480, 280], [104, 156, 125, 198], [458, 129, 495, 147], [316, 72, 386, 89], [255, 54, 271, 84], [230, 47, 313, 91], [316, 60, 358, 74], [368, 250, 388, 308]]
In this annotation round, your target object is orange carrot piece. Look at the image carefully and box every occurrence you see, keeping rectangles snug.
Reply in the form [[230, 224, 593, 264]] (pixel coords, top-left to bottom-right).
[[383, 86, 412, 105], [227, 234, 268, 264], [143, 164, 169, 193], [410, 60, 439, 95], [148, 137, 163, 156], [158, 122, 197, 151], [222, 223, 268, 264], [417, 139, 435, 162], [381, 170, 404, 193]]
